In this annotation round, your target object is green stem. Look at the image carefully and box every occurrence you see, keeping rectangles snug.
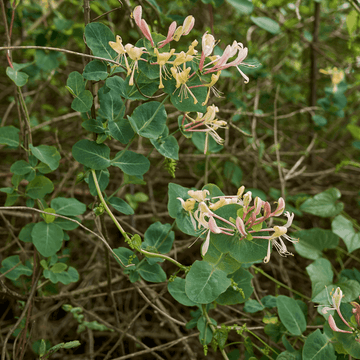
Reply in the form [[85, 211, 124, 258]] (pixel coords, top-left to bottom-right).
[[18, 87, 32, 147], [91, 170, 130, 241], [169, 127, 181, 137], [202, 305, 229, 360], [251, 265, 311, 301], [341, 211, 360, 231], [139, 249, 185, 269]]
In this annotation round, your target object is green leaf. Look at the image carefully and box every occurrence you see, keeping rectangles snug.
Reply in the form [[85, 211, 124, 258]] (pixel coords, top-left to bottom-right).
[[168, 277, 198, 306], [150, 133, 179, 160], [53, 216, 80, 230], [224, 161, 243, 187], [51, 197, 86, 216], [0, 255, 32, 280], [250, 16, 281, 34], [83, 60, 108, 81], [293, 228, 339, 260], [108, 118, 134, 144], [312, 115, 327, 127], [197, 316, 217, 345], [29, 144, 61, 171], [0, 126, 20, 147], [185, 260, 231, 304], [71, 91, 93, 112], [244, 299, 265, 313], [216, 267, 254, 305], [31, 222, 64, 257], [43, 266, 79, 285], [42, 208, 56, 223], [300, 188, 344, 218], [302, 329, 336, 360], [84, 22, 116, 60], [108, 197, 134, 215], [6, 63, 29, 87], [226, 0, 253, 14], [26, 176, 54, 199], [203, 244, 241, 274], [49, 262, 68, 273], [347, 124, 360, 140], [98, 86, 125, 121], [128, 101, 167, 139], [167, 183, 202, 236], [66, 71, 85, 95], [72, 139, 111, 170], [346, 10, 358, 36], [111, 150, 150, 175], [82, 119, 105, 133], [66, 72, 93, 112], [142, 222, 175, 254], [106, 74, 158, 101], [47, 341, 81, 354], [137, 261, 166, 283], [306, 258, 333, 299], [19, 223, 35, 243], [10, 160, 32, 175], [277, 295, 306, 336], [332, 215, 360, 253]]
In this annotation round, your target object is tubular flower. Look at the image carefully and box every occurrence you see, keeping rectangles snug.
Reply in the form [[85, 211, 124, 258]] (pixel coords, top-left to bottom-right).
[[199, 32, 216, 71], [183, 105, 227, 154], [188, 189, 210, 202], [171, 66, 198, 104], [202, 71, 222, 106], [186, 40, 199, 56], [271, 197, 285, 216], [132, 6, 154, 46], [154, 48, 175, 89], [328, 315, 353, 334], [177, 197, 197, 229], [109, 35, 131, 74], [170, 51, 194, 68], [125, 44, 147, 86], [158, 15, 195, 48], [206, 41, 249, 83]]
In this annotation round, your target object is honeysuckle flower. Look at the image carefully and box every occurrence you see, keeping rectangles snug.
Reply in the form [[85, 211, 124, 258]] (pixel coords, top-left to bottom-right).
[[254, 197, 264, 216], [351, 297, 360, 326], [243, 191, 252, 208], [237, 186, 245, 198], [183, 105, 227, 153], [132, 6, 154, 47], [209, 198, 227, 211], [236, 216, 247, 237], [194, 202, 235, 232], [171, 66, 198, 104], [188, 189, 209, 202], [154, 48, 175, 88], [319, 67, 344, 92], [271, 197, 285, 216], [321, 287, 354, 329], [186, 40, 198, 56], [171, 51, 194, 68], [158, 15, 195, 48], [206, 41, 249, 83], [177, 197, 196, 229], [199, 32, 216, 71], [173, 15, 195, 41], [109, 35, 131, 75], [202, 71, 222, 106], [124, 44, 147, 86], [328, 314, 353, 334]]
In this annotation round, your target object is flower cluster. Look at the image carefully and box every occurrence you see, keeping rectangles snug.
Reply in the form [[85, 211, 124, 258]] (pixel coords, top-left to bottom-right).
[[109, 6, 250, 104], [177, 186, 298, 261], [322, 287, 360, 343]]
